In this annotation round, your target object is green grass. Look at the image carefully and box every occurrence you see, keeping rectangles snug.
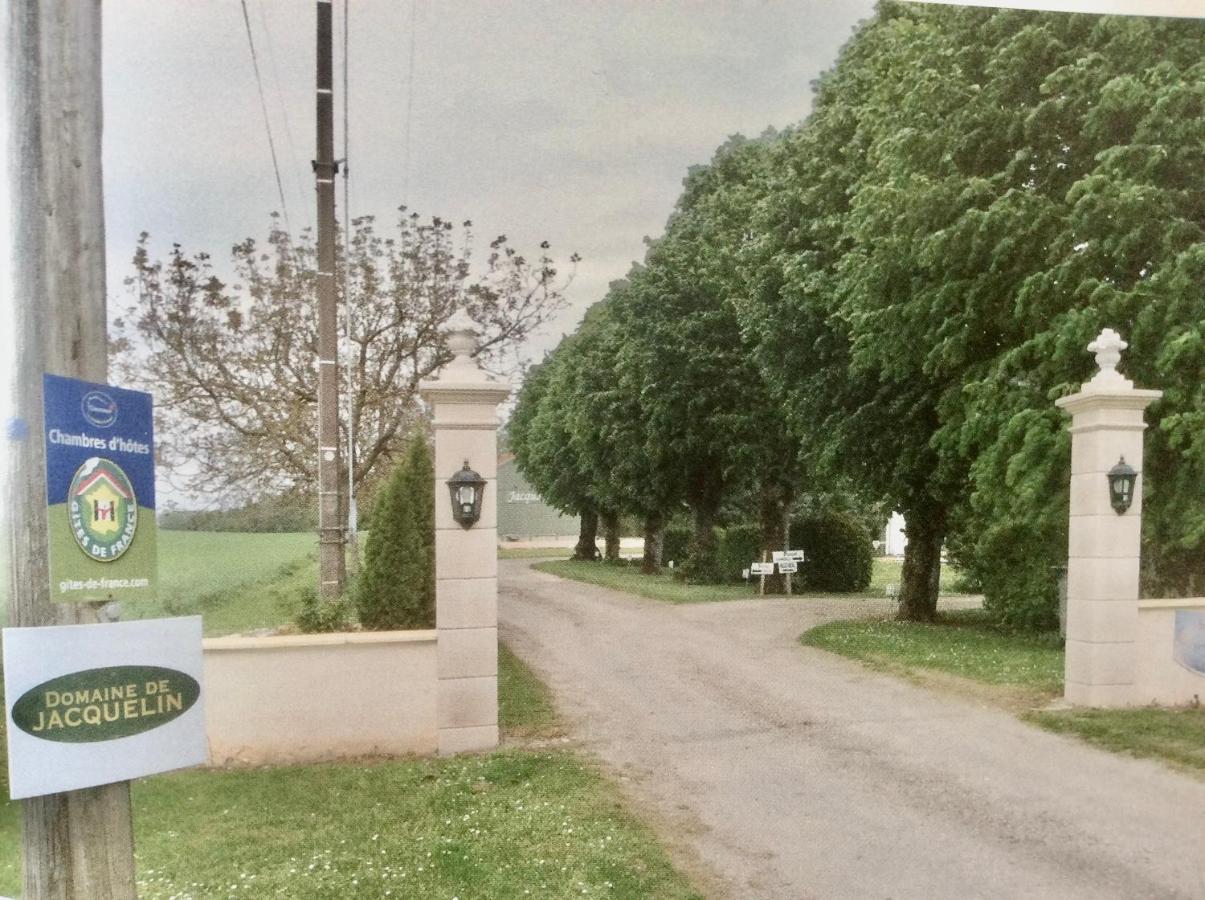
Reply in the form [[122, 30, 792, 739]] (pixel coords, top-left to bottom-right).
[[120, 531, 317, 636], [131, 752, 700, 899], [499, 643, 559, 739], [0, 638, 698, 899], [535, 557, 968, 604], [803, 609, 1064, 694], [1025, 707, 1205, 773], [536, 560, 755, 604]]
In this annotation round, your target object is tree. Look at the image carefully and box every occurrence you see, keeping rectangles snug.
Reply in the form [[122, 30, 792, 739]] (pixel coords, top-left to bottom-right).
[[114, 211, 575, 504], [355, 433, 435, 630], [508, 347, 602, 561]]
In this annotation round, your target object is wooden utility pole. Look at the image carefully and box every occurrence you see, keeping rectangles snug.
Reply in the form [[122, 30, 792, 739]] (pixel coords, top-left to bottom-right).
[[5, 2, 137, 896], [314, 0, 346, 598]]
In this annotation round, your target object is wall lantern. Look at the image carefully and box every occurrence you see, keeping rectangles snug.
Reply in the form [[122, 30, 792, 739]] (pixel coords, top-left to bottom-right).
[[447, 461, 486, 528], [1106, 456, 1137, 515]]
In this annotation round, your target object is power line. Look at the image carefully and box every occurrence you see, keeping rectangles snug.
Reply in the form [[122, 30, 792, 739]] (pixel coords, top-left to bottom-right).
[[256, 0, 310, 231], [239, 0, 292, 235], [342, 0, 358, 540]]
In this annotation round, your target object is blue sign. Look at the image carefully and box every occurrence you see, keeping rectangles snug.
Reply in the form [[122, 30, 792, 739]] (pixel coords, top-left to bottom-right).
[[43, 375, 157, 603]]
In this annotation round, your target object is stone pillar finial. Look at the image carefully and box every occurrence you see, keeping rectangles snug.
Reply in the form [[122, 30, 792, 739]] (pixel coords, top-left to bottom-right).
[[1086, 327, 1132, 389]]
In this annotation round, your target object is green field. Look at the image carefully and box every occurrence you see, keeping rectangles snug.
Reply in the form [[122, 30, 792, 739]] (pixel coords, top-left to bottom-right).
[[124, 531, 317, 636]]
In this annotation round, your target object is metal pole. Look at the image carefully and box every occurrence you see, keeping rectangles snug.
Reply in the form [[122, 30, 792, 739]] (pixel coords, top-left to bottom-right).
[[5, 2, 136, 895], [314, 0, 345, 598]]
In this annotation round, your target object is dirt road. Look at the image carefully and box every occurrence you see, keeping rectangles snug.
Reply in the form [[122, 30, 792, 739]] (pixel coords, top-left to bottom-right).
[[499, 559, 1205, 900]]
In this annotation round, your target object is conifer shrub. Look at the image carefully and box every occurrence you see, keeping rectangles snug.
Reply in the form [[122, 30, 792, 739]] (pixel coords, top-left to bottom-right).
[[789, 512, 873, 592], [355, 434, 435, 630]]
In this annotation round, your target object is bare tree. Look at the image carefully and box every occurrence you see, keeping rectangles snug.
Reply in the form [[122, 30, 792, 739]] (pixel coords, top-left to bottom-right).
[[113, 210, 574, 502]]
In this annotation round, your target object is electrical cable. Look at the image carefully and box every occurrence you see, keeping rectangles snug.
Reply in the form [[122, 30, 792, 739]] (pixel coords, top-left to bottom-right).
[[239, 0, 292, 236], [256, 0, 310, 231]]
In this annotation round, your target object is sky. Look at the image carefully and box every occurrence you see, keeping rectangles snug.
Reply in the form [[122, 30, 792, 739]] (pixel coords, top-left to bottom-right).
[[102, 0, 878, 364]]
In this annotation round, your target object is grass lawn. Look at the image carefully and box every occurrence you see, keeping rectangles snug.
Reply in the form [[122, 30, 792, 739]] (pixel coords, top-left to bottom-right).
[[1025, 707, 1205, 773], [803, 609, 1064, 697], [803, 610, 1205, 776], [535, 556, 967, 605], [0, 627, 699, 898]]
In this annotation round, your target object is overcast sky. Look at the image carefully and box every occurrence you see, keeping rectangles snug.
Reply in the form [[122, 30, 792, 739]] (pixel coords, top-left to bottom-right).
[[103, 0, 878, 362]]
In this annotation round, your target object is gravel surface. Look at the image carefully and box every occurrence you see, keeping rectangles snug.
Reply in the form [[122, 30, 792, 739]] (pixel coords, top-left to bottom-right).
[[499, 559, 1205, 900]]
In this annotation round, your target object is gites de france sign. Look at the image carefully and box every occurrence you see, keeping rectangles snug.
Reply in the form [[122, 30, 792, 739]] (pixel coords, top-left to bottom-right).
[[43, 374, 157, 603]]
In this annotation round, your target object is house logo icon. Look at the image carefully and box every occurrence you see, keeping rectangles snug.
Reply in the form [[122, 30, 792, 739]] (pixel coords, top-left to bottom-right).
[[68, 457, 138, 561], [81, 390, 118, 428]]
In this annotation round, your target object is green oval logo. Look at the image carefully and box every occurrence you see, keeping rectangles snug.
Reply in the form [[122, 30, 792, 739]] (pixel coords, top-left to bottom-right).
[[68, 457, 139, 562], [11, 666, 199, 743]]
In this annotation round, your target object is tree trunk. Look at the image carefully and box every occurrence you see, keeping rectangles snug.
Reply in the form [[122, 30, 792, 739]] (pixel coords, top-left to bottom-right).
[[641, 513, 664, 575], [686, 493, 722, 582], [601, 510, 621, 561], [758, 481, 792, 594], [573, 508, 600, 561], [7, 2, 137, 896], [897, 511, 945, 622]]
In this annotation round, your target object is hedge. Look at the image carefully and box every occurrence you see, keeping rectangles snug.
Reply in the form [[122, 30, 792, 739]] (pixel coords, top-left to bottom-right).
[[789, 512, 873, 592]]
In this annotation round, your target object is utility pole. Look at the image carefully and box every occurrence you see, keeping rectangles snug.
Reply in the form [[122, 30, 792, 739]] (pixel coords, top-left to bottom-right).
[[5, 2, 137, 897], [314, 0, 345, 598]]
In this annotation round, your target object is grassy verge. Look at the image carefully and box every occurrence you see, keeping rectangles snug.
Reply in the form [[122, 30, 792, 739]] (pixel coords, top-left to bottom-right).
[[128, 751, 700, 899], [803, 609, 1064, 698], [1025, 707, 1205, 773], [535, 557, 967, 604], [499, 642, 559, 740], [536, 560, 753, 604], [803, 610, 1205, 775], [0, 636, 699, 898]]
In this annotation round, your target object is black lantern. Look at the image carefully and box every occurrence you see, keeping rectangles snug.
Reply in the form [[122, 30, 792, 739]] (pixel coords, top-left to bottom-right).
[[1106, 456, 1137, 515], [447, 461, 486, 528]]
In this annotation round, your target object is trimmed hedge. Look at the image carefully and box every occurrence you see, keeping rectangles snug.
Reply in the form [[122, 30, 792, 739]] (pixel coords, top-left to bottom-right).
[[661, 524, 692, 569], [789, 512, 873, 592], [717, 524, 761, 584]]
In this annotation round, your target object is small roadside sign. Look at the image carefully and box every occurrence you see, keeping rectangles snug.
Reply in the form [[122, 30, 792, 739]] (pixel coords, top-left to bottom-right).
[[777, 559, 798, 574], [787, 550, 805, 561], [3, 617, 206, 799], [750, 562, 774, 576], [772, 550, 786, 562], [43, 374, 157, 604]]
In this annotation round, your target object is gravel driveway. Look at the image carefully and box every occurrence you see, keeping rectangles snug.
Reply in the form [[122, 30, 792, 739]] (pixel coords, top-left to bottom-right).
[[499, 559, 1205, 900]]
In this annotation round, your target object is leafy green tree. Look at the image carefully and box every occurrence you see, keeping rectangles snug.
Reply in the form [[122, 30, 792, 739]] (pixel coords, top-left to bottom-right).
[[355, 433, 435, 630], [509, 348, 602, 561]]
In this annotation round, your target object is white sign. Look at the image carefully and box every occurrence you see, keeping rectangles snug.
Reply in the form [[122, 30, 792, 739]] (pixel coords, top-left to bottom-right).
[[3, 617, 206, 799], [787, 550, 805, 561], [772, 551, 786, 562], [750, 562, 775, 576], [777, 559, 798, 574]]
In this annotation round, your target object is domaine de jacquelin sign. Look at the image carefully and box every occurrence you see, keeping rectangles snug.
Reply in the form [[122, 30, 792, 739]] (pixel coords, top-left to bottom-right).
[[43, 374, 157, 603], [3, 618, 207, 799]]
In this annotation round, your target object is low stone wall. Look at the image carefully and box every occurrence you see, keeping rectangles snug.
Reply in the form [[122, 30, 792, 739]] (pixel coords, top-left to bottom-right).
[[1134, 598, 1205, 707], [203, 630, 438, 765]]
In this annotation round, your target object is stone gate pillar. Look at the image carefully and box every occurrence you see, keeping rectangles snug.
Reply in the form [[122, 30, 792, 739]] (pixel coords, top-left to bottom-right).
[[420, 311, 510, 754], [1055, 329, 1161, 707]]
